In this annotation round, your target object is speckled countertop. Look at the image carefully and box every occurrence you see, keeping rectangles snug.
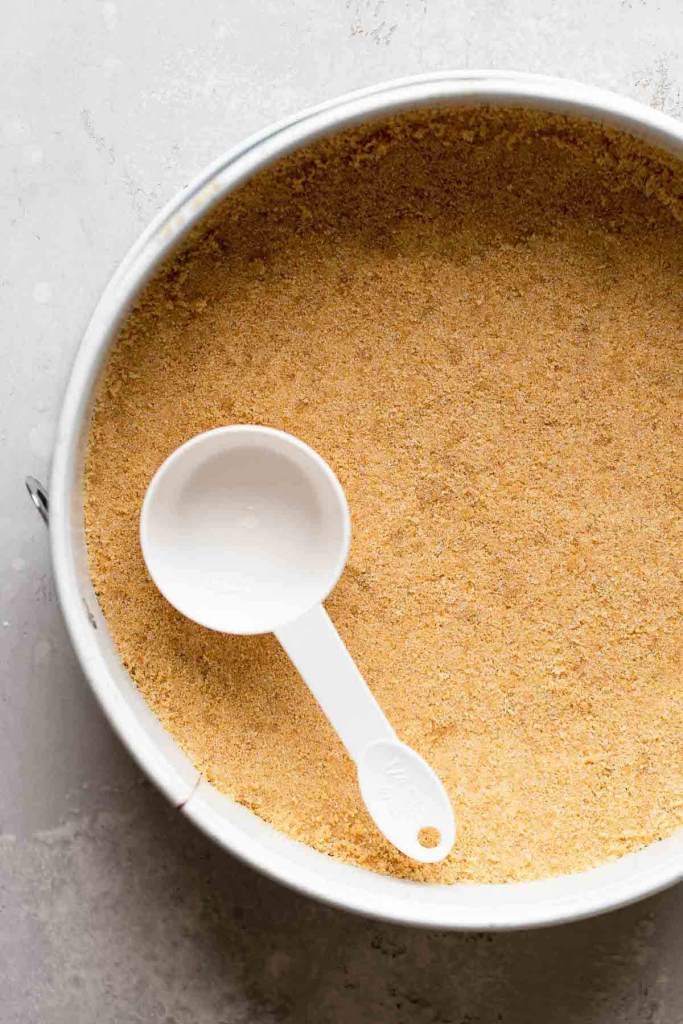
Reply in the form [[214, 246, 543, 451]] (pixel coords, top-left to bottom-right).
[[1, 2, 682, 1021]]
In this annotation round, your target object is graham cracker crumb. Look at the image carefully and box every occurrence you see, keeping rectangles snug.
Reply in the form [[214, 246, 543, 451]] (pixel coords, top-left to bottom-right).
[[84, 107, 683, 884]]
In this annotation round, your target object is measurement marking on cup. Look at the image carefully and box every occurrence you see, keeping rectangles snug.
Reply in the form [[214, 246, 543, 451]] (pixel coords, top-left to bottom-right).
[[375, 752, 441, 823], [383, 756, 408, 780]]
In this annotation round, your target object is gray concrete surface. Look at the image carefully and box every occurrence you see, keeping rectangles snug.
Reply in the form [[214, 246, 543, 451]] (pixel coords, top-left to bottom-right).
[[1, 1, 682, 1021]]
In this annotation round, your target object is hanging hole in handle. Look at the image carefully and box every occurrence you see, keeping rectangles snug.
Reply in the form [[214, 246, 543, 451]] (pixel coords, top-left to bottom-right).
[[417, 826, 441, 849]]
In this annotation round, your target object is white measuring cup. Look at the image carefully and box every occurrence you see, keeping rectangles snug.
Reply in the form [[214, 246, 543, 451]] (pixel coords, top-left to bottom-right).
[[140, 426, 456, 863]]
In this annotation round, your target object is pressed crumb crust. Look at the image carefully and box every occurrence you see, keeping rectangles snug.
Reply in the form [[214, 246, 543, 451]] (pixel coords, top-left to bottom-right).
[[84, 108, 682, 884]]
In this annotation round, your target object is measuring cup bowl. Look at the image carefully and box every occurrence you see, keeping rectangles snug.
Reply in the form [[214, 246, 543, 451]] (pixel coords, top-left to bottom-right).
[[140, 425, 350, 635]]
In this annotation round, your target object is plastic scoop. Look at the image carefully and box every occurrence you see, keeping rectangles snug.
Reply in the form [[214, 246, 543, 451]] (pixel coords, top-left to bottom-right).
[[140, 425, 456, 863]]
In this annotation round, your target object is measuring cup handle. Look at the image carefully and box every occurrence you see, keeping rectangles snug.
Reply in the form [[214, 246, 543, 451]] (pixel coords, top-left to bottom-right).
[[276, 604, 395, 759], [275, 604, 456, 863]]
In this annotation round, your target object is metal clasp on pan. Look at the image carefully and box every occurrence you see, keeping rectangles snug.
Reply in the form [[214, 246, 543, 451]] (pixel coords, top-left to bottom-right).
[[25, 476, 49, 525]]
